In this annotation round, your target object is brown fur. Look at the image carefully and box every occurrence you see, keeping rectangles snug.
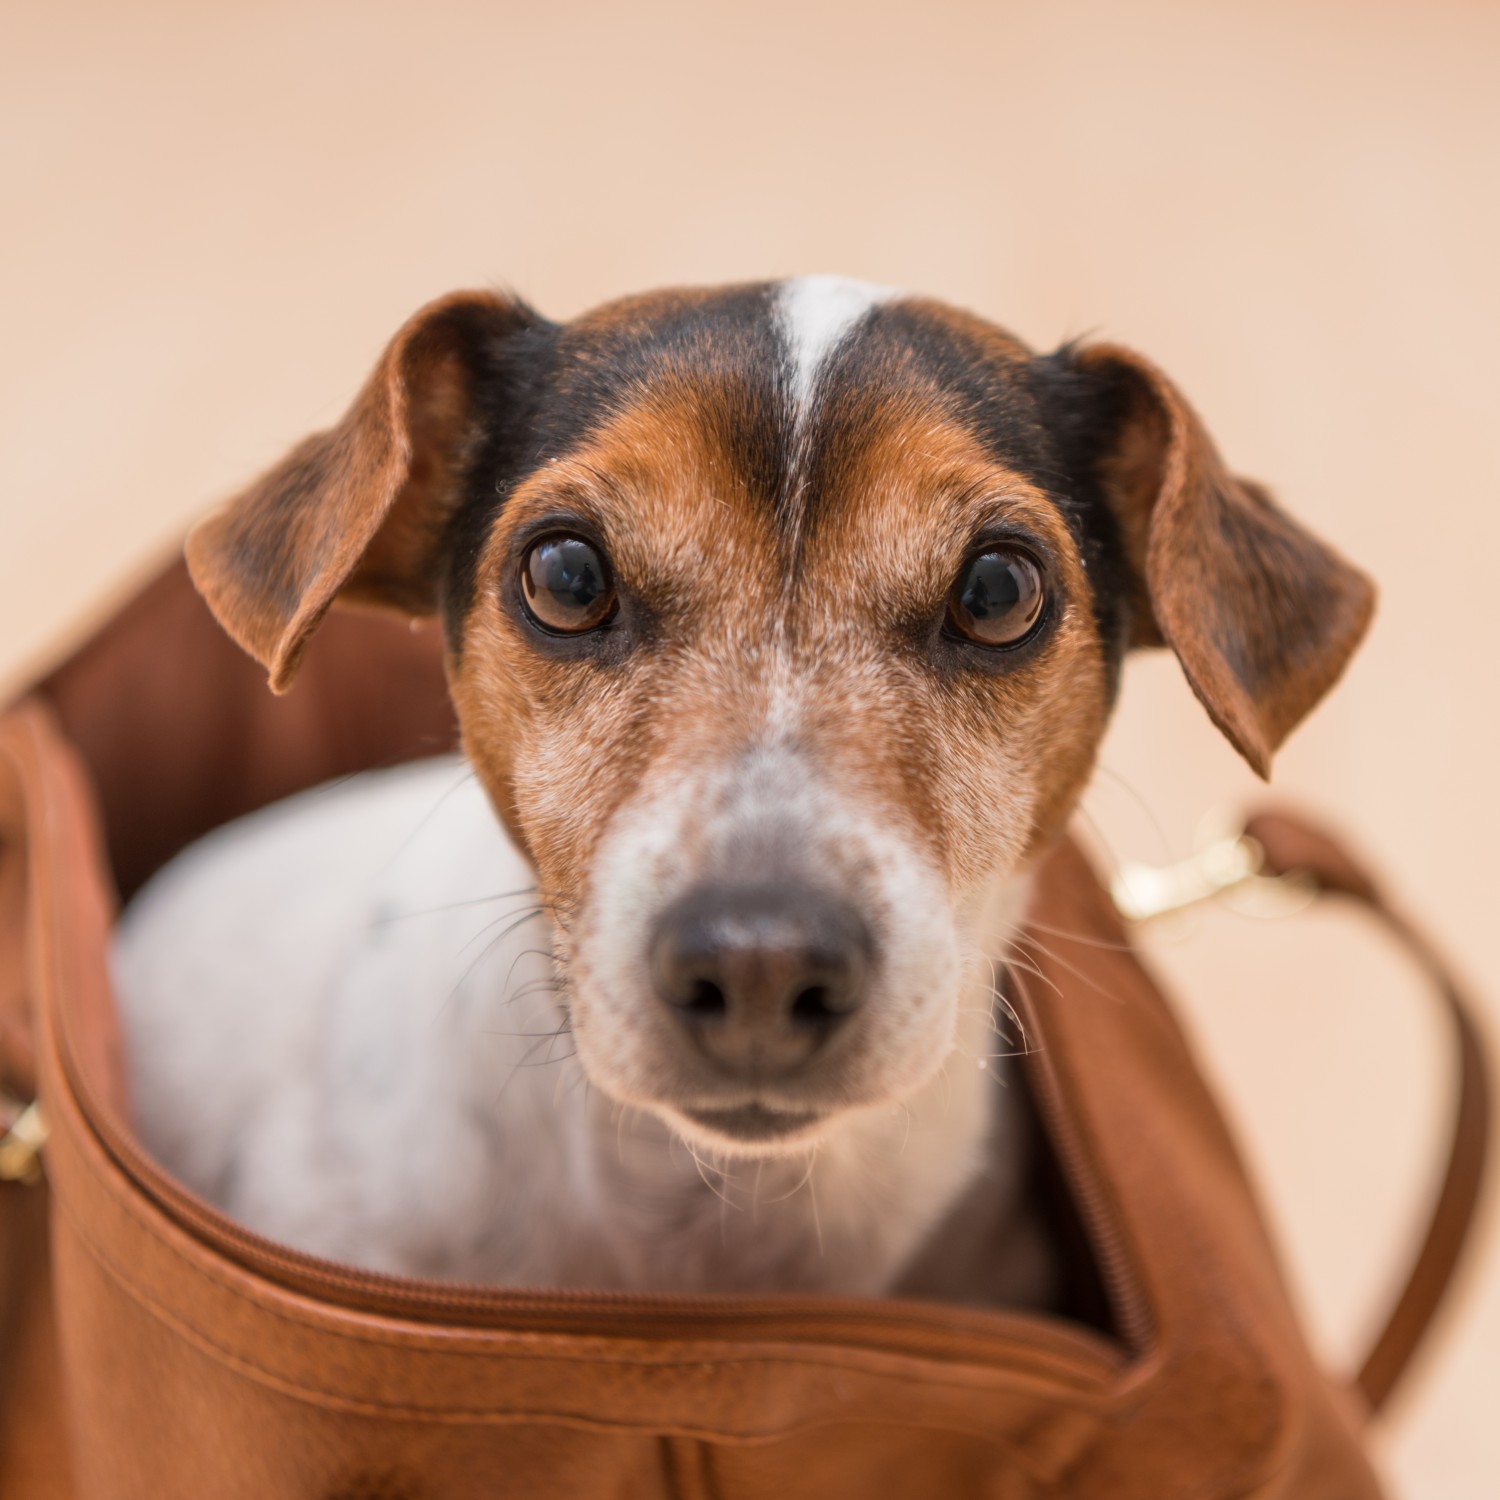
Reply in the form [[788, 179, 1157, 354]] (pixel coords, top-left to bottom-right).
[[186, 292, 530, 691], [1078, 343, 1376, 777]]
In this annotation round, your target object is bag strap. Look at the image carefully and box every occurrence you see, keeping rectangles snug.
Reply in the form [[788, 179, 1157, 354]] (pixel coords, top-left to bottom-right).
[[1240, 809, 1491, 1415]]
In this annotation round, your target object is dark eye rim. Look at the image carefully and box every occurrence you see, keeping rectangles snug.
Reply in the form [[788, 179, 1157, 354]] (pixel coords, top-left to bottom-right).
[[940, 540, 1053, 654], [516, 529, 620, 637]]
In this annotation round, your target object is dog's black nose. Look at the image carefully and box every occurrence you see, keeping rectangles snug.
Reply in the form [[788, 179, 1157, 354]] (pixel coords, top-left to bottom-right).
[[649, 884, 872, 1076]]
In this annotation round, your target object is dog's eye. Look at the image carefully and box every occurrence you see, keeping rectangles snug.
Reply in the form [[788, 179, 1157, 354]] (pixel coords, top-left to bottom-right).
[[519, 535, 617, 634], [946, 547, 1046, 647]]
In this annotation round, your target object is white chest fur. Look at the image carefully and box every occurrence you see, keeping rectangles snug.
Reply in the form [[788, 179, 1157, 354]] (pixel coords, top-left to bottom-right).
[[113, 756, 1027, 1295]]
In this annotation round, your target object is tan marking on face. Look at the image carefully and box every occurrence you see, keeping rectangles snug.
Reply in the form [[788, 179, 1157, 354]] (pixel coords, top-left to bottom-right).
[[447, 358, 1113, 1137], [791, 387, 1111, 871], [451, 392, 785, 890]]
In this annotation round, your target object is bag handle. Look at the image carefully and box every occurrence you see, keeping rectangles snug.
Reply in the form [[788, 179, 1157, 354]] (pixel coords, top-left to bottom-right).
[[1116, 807, 1491, 1413], [1236, 809, 1491, 1415]]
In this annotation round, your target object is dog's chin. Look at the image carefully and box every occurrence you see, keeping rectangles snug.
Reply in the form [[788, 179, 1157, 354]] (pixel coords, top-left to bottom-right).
[[658, 1102, 838, 1160]]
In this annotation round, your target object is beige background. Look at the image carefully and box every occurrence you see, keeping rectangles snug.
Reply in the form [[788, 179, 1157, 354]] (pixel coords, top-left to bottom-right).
[[3, 1, 1497, 1492]]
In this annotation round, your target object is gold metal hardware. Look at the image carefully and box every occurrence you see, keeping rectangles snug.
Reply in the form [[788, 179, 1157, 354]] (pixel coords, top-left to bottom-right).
[[0, 1090, 46, 1185], [1110, 828, 1316, 924]]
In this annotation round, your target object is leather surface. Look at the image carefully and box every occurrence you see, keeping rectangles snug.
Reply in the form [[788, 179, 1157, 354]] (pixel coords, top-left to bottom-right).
[[0, 560, 1394, 1496], [1247, 811, 1492, 1414]]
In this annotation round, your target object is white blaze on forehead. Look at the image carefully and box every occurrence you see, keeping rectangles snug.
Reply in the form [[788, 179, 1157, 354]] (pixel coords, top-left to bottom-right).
[[776, 274, 898, 414]]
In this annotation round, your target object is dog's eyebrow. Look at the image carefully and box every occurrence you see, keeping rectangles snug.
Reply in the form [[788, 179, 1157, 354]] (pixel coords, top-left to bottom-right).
[[946, 476, 1046, 515], [507, 462, 628, 518], [573, 461, 629, 498]]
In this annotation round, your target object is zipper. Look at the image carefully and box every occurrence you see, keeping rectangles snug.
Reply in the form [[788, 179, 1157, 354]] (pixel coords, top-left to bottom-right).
[[59, 1046, 1134, 1378], [113, 1112, 1115, 1358]]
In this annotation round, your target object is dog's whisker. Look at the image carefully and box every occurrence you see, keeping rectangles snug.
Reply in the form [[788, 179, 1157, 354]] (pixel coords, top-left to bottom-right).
[[499, 978, 568, 1008], [994, 945, 1065, 1006], [432, 913, 557, 1031], [955, 1010, 1013, 1052], [509, 1048, 578, 1070], [1019, 917, 1138, 954], [806, 1161, 824, 1259], [957, 1011, 1022, 1055], [1006, 931, 1118, 1005], [685, 1144, 737, 1211], [520, 1015, 570, 1057], [958, 997, 1013, 1029], [456, 906, 547, 958], [494, 944, 557, 1008], [512, 946, 564, 964], [759, 1151, 818, 1207], [991, 984, 1029, 1050], [493, 1023, 577, 1112], [1004, 968, 1059, 1062], [370, 884, 541, 925], [541, 1015, 575, 1066], [954, 1040, 1031, 1062]]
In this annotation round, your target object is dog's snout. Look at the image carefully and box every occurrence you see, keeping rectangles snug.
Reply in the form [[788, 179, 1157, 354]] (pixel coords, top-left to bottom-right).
[[649, 885, 872, 1075]]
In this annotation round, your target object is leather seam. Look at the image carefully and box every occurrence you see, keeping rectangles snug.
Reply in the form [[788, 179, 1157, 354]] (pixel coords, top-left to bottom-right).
[[42, 1100, 1110, 1388], [52, 1182, 1083, 1463], [48, 1181, 1108, 1412]]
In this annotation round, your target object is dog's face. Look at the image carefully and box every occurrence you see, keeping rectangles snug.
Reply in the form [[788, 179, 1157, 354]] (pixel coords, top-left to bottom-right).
[[187, 278, 1374, 1157]]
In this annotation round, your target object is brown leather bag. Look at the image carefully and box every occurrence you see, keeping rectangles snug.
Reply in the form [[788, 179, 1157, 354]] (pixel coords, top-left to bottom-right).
[[0, 560, 1489, 1499]]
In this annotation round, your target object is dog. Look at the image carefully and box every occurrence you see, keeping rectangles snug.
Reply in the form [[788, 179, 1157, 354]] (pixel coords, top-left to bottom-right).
[[112, 276, 1373, 1302]]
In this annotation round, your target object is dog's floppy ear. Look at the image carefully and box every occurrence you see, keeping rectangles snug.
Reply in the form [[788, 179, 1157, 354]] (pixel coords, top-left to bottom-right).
[[186, 290, 538, 692], [1072, 344, 1375, 778]]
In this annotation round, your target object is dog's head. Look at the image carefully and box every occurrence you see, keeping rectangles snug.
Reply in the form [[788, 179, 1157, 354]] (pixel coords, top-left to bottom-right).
[[188, 278, 1373, 1156]]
